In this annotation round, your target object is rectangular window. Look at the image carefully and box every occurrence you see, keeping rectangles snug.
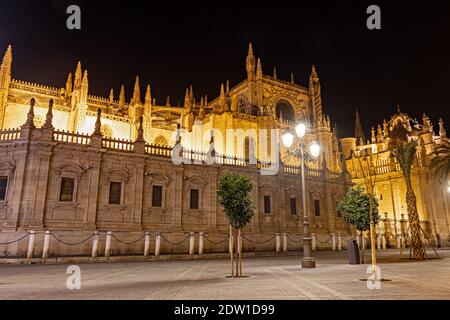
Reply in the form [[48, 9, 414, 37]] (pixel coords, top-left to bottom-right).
[[290, 197, 297, 216], [314, 200, 321, 216], [152, 185, 163, 207], [59, 177, 75, 202], [264, 195, 271, 214], [109, 182, 122, 205], [190, 189, 199, 209], [0, 176, 8, 201]]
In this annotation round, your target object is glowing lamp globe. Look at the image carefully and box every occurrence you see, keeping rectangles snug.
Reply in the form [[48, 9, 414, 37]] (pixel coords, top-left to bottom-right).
[[309, 141, 320, 158], [295, 123, 306, 138], [282, 132, 294, 148]]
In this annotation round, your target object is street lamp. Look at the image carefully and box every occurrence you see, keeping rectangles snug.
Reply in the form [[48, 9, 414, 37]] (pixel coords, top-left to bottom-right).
[[282, 123, 320, 268]]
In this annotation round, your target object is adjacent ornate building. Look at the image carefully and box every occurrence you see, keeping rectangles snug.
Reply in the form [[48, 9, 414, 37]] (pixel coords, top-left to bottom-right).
[[0, 44, 350, 257], [341, 108, 450, 247]]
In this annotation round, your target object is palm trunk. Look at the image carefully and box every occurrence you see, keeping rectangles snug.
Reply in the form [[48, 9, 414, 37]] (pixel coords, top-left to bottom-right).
[[405, 182, 425, 259]]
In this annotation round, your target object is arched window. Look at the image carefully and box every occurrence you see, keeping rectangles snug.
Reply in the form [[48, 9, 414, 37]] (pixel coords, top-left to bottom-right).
[[154, 135, 168, 146], [275, 101, 295, 122], [101, 125, 113, 138]]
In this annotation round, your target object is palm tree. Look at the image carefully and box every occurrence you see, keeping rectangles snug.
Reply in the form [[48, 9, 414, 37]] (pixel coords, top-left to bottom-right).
[[429, 144, 450, 183], [392, 140, 426, 259]]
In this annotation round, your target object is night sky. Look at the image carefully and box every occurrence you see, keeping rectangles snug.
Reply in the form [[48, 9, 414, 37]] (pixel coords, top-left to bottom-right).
[[1, 0, 449, 138]]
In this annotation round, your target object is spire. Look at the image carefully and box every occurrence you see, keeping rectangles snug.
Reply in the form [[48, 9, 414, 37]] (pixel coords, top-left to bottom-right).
[[377, 124, 383, 143], [439, 118, 447, 138], [119, 85, 126, 108], [93, 108, 102, 136], [383, 119, 388, 137], [290, 72, 295, 84], [144, 85, 152, 106], [136, 116, 144, 141], [166, 96, 171, 107], [184, 87, 191, 109], [256, 58, 263, 80], [422, 113, 430, 132], [131, 76, 141, 105], [109, 89, 114, 104], [1, 45, 12, 67], [81, 70, 88, 86], [65, 72, 73, 95], [355, 109, 366, 146], [226, 80, 230, 94], [43, 99, 54, 129], [273, 67, 277, 79], [22, 98, 36, 129], [189, 85, 194, 101], [1, 45, 12, 88], [80, 70, 89, 105], [371, 126, 376, 143], [220, 83, 225, 97], [74, 62, 82, 89], [396, 104, 401, 114], [311, 65, 318, 78], [246, 42, 256, 81]]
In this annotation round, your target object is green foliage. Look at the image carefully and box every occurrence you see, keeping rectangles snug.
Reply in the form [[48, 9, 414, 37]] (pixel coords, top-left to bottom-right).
[[430, 144, 450, 182], [337, 186, 380, 232], [392, 140, 418, 182], [217, 171, 255, 229]]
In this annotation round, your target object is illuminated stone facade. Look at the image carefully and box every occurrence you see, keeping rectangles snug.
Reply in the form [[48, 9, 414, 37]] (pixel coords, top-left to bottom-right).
[[0, 44, 349, 257], [341, 108, 450, 247]]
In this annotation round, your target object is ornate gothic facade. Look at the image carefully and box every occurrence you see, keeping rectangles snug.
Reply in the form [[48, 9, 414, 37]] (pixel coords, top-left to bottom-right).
[[0, 44, 349, 257]]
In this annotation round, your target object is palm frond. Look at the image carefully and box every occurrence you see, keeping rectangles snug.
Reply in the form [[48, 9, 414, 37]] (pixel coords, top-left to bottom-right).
[[392, 141, 418, 179]]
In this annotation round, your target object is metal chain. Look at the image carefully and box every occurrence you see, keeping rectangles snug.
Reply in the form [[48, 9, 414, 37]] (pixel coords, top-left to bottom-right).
[[0, 233, 30, 245], [51, 233, 95, 246], [204, 235, 229, 245], [110, 233, 145, 245], [160, 234, 190, 245], [242, 235, 276, 244], [314, 234, 333, 244], [286, 235, 303, 243]]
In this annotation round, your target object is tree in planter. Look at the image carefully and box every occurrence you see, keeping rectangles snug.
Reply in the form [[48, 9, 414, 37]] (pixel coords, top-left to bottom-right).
[[337, 186, 380, 264], [217, 171, 255, 277]]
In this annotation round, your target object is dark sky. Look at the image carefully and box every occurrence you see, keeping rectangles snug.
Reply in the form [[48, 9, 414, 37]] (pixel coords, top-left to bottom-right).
[[1, 0, 450, 138]]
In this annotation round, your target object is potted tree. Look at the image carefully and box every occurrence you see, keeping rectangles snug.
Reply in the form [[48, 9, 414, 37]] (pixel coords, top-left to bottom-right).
[[337, 186, 380, 264], [217, 171, 255, 277]]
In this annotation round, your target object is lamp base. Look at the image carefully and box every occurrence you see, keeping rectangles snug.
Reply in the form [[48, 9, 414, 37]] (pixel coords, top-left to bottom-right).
[[302, 257, 316, 269]]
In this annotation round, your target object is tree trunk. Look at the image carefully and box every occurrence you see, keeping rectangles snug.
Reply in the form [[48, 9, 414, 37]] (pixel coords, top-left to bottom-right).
[[229, 225, 234, 277], [238, 229, 242, 277], [406, 186, 426, 259], [234, 228, 239, 277]]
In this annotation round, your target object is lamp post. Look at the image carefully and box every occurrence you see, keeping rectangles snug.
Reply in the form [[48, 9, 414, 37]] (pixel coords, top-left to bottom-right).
[[282, 123, 320, 268]]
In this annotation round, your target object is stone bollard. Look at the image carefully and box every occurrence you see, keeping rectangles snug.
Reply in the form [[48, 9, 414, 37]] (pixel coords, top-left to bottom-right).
[[189, 232, 195, 255], [144, 231, 150, 257], [105, 231, 112, 258], [382, 234, 387, 250], [155, 232, 161, 256], [376, 234, 381, 250], [198, 232, 204, 255], [42, 230, 51, 259], [311, 233, 316, 251], [331, 233, 336, 251], [92, 231, 99, 258], [27, 231, 36, 259], [282, 233, 288, 252], [396, 235, 401, 249], [337, 234, 342, 251], [275, 233, 281, 252]]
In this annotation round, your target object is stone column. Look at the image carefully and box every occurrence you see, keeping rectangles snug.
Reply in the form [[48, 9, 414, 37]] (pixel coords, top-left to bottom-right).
[[337, 233, 342, 251], [155, 232, 161, 256], [42, 230, 51, 259], [331, 233, 336, 251], [275, 233, 281, 252], [311, 233, 316, 251], [105, 231, 112, 258], [172, 167, 184, 231], [91, 231, 99, 258], [189, 232, 195, 255], [382, 234, 387, 250], [282, 233, 287, 252], [198, 232, 204, 255], [83, 155, 103, 230], [376, 234, 381, 250], [144, 231, 150, 257], [27, 231, 36, 259]]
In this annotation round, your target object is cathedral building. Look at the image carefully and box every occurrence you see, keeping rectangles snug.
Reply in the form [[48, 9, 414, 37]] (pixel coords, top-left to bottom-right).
[[0, 44, 349, 257], [341, 108, 450, 247]]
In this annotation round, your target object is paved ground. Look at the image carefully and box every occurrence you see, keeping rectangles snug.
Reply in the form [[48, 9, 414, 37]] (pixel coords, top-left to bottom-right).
[[0, 249, 449, 300]]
